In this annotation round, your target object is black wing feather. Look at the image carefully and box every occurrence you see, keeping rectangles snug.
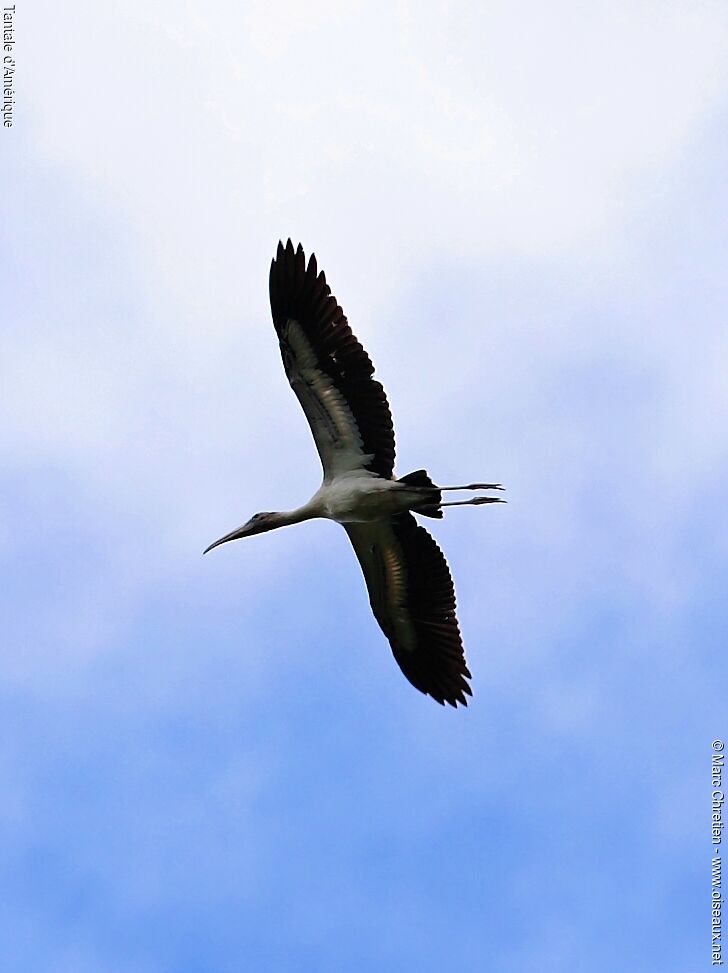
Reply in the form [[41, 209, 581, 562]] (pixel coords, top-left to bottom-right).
[[346, 514, 472, 707], [269, 240, 396, 479]]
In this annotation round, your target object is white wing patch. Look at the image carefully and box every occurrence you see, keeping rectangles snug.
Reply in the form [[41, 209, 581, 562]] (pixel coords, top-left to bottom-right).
[[283, 319, 375, 479], [347, 522, 418, 654], [380, 540, 418, 653]]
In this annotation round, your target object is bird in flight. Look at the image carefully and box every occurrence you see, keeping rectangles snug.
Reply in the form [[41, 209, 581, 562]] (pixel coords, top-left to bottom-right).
[[205, 241, 504, 707]]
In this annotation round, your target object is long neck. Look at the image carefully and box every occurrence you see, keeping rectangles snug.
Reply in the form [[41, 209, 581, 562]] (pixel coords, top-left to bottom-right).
[[204, 497, 324, 554], [268, 499, 321, 530]]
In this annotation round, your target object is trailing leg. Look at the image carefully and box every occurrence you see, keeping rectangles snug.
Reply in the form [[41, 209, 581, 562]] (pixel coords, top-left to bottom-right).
[[440, 497, 505, 507], [437, 482, 504, 491]]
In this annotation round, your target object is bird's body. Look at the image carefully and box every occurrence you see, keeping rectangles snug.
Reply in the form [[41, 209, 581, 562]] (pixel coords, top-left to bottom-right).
[[205, 241, 504, 707], [313, 474, 426, 523]]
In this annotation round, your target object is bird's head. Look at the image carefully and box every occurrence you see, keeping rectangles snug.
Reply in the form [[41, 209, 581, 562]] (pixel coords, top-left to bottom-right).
[[203, 512, 280, 554]]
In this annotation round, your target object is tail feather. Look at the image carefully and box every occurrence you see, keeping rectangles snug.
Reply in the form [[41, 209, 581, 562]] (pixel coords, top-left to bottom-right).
[[399, 469, 435, 488], [399, 469, 443, 519]]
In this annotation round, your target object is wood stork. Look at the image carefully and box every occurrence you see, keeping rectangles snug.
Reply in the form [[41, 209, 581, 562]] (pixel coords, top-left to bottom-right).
[[205, 241, 504, 707]]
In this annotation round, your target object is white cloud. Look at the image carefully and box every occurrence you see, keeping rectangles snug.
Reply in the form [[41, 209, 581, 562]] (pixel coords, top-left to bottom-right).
[[4, 0, 728, 685], [22, 1, 728, 311]]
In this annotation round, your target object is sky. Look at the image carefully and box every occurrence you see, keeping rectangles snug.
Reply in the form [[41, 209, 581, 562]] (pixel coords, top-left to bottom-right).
[[3, 2, 728, 970]]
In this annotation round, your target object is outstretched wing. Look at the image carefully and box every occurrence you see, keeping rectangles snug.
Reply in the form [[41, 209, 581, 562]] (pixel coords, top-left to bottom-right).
[[345, 514, 472, 707], [269, 240, 396, 481]]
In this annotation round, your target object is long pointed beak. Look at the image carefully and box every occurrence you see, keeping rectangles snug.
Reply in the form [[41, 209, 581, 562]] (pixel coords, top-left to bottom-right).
[[203, 524, 251, 555]]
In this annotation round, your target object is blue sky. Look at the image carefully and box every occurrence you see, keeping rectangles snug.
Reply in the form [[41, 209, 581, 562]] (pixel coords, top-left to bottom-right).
[[3, 2, 728, 970]]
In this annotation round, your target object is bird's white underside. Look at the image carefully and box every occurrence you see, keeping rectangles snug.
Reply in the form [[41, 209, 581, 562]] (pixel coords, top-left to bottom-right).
[[283, 319, 419, 651], [209, 243, 483, 704]]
